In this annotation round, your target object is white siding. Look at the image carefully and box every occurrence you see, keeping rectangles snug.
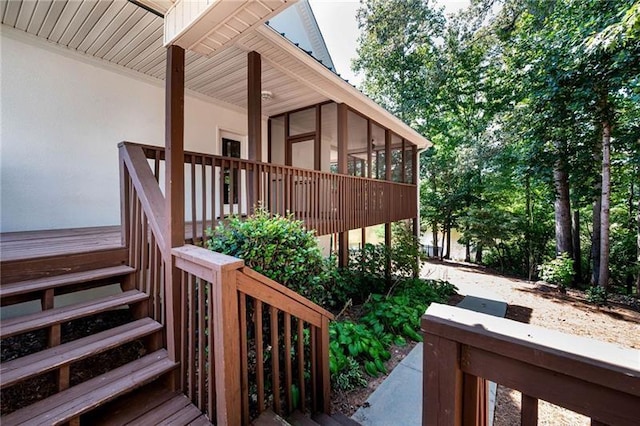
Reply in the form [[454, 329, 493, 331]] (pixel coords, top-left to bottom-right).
[[0, 29, 262, 232]]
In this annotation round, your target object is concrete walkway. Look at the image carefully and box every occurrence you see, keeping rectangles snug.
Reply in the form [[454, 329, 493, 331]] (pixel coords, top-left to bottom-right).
[[352, 294, 507, 426]]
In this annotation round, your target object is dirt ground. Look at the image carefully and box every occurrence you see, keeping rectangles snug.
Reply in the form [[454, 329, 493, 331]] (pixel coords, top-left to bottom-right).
[[424, 260, 640, 425]]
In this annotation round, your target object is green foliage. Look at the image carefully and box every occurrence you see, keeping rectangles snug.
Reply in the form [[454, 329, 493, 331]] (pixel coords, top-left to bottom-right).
[[331, 357, 367, 392], [205, 209, 332, 306], [586, 286, 608, 306], [391, 222, 425, 278], [329, 321, 391, 378], [360, 294, 424, 342], [538, 253, 574, 288]]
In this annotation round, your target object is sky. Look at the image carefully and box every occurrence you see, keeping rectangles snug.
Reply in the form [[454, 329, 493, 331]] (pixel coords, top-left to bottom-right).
[[309, 0, 470, 86]]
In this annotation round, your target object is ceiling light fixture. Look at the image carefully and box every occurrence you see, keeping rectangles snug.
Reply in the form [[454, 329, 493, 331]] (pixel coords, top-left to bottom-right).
[[261, 90, 273, 101]]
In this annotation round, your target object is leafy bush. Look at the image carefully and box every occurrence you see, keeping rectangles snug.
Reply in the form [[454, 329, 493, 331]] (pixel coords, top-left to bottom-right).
[[391, 222, 425, 278], [329, 321, 391, 378], [586, 286, 608, 306], [360, 294, 424, 342], [205, 208, 332, 305], [331, 357, 367, 392], [538, 252, 574, 289]]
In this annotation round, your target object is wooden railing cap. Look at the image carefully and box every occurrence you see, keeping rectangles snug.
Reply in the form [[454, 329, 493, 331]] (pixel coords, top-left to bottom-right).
[[172, 244, 244, 272], [422, 303, 640, 381]]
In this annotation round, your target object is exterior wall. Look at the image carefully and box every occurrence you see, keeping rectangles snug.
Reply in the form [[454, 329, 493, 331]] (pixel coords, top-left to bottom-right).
[[0, 28, 267, 232]]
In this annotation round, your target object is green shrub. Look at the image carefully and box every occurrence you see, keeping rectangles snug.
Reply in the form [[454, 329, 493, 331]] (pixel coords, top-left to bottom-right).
[[538, 252, 574, 288], [205, 208, 332, 305], [329, 321, 391, 378], [391, 222, 425, 278], [331, 357, 367, 392], [586, 286, 608, 306]]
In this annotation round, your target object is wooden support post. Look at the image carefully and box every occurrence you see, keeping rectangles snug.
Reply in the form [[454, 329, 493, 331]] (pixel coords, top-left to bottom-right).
[[248, 51, 261, 211], [213, 267, 242, 426], [315, 104, 321, 171], [412, 144, 419, 277], [337, 103, 349, 267], [164, 44, 185, 382], [423, 334, 463, 426], [463, 373, 487, 426], [385, 129, 392, 280]]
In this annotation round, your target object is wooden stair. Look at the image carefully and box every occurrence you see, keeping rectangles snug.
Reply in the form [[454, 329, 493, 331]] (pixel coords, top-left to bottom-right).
[[0, 255, 210, 425], [254, 410, 361, 426]]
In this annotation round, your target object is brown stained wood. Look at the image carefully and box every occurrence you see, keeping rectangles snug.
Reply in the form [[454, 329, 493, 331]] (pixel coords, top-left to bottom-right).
[[127, 393, 192, 425], [463, 346, 640, 426], [188, 274, 196, 401], [284, 312, 293, 413], [198, 275, 206, 410], [256, 300, 265, 414], [317, 315, 331, 414], [310, 326, 318, 413], [42, 288, 54, 310], [271, 306, 281, 414], [0, 265, 136, 300], [236, 272, 323, 327], [423, 304, 640, 397], [181, 270, 189, 392], [521, 394, 538, 426], [2, 350, 177, 425], [423, 334, 463, 426], [0, 290, 148, 339], [207, 277, 216, 420], [0, 318, 162, 389], [248, 51, 262, 161], [297, 320, 306, 413], [462, 373, 487, 426], [86, 385, 176, 425], [191, 155, 197, 243], [239, 295, 250, 424]]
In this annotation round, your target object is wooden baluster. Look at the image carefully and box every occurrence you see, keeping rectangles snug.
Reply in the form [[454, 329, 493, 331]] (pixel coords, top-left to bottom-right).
[[198, 276, 206, 410], [271, 306, 281, 414], [201, 155, 207, 241], [188, 274, 196, 401], [208, 279, 216, 419], [316, 316, 330, 414], [256, 300, 265, 413], [239, 295, 249, 424], [219, 162, 225, 221], [310, 325, 317, 412], [181, 270, 188, 391], [284, 312, 292, 413], [521, 394, 538, 426], [297, 319, 306, 412], [191, 155, 197, 243]]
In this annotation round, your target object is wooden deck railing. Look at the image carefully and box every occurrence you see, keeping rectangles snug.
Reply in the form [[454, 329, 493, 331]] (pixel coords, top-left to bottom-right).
[[122, 142, 417, 243], [119, 142, 167, 324], [421, 304, 640, 426], [172, 245, 333, 425]]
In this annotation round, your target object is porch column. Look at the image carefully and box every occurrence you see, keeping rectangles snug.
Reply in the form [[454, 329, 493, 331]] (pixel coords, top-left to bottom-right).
[[337, 103, 349, 267], [385, 129, 392, 281], [412, 144, 419, 239], [165, 44, 185, 385], [248, 51, 261, 211]]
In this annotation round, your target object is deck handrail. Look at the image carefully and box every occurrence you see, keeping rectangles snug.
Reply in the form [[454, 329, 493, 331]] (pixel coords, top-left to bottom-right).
[[120, 141, 418, 242], [172, 244, 333, 425], [118, 143, 167, 327], [421, 304, 640, 426]]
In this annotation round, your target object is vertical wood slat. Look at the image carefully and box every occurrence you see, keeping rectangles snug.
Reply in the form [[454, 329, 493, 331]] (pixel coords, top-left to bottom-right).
[[298, 320, 306, 413], [284, 312, 292, 412], [191, 155, 197, 243], [256, 300, 265, 413], [201, 155, 207, 242], [198, 275, 206, 410], [239, 295, 249, 424], [423, 334, 463, 426], [521, 394, 538, 426], [208, 278, 216, 420], [188, 273, 196, 400], [270, 306, 281, 414]]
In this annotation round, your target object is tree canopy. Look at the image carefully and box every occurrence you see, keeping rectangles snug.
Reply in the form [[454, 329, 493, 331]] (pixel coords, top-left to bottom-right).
[[354, 0, 640, 293]]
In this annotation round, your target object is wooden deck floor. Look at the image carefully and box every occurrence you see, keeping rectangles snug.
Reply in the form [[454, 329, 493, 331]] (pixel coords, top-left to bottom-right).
[[0, 226, 123, 262]]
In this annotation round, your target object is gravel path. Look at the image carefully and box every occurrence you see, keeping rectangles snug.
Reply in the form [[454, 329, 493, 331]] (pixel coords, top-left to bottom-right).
[[423, 260, 640, 425]]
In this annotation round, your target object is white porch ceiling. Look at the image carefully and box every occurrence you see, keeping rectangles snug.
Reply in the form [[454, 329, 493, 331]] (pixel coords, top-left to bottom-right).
[[1, 0, 430, 147]]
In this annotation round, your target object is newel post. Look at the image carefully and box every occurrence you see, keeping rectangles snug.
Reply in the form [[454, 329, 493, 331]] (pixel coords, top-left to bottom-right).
[[211, 260, 244, 426]]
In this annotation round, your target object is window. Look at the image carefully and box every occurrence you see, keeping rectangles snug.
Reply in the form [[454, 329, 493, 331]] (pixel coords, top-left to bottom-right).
[[222, 137, 241, 204]]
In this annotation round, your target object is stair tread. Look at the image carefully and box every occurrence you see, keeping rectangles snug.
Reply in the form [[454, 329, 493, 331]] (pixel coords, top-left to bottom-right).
[[0, 265, 135, 299], [312, 412, 342, 426], [253, 409, 291, 426], [0, 317, 162, 388], [126, 393, 194, 425], [288, 410, 319, 426], [86, 384, 177, 425], [1, 349, 176, 425], [330, 413, 361, 426], [0, 289, 148, 339]]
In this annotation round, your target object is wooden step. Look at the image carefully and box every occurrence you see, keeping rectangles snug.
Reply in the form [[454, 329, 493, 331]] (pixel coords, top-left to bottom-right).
[[330, 413, 361, 426], [253, 409, 291, 425], [1, 349, 176, 425], [0, 290, 148, 339], [312, 413, 342, 426], [87, 385, 213, 425], [0, 265, 135, 300], [288, 410, 319, 426], [0, 317, 162, 389]]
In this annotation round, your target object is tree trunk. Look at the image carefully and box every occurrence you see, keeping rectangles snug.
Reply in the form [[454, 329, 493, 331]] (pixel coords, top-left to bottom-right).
[[636, 196, 640, 295], [432, 225, 439, 258], [445, 221, 451, 260], [598, 120, 612, 289], [572, 209, 582, 285], [475, 243, 483, 263], [553, 156, 573, 258], [590, 139, 602, 285], [465, 240, 471, 263], [440, 226, 446, 260], [525, 173, 533, 281]]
